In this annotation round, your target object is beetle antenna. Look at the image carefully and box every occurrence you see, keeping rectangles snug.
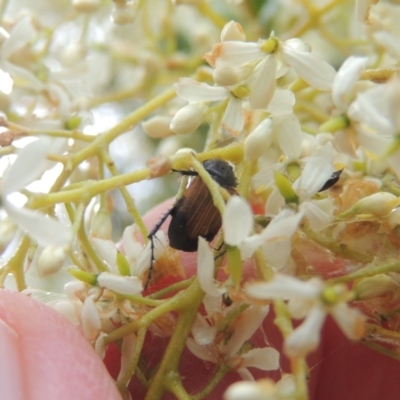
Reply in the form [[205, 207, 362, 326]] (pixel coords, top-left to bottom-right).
[[145, 206, 174, 289]]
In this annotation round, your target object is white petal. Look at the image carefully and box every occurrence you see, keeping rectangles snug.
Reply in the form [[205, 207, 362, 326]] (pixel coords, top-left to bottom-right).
[[192, 326, 217, 345], [122, 225, 145, 267], [332, 56, 368, 110], [264, 187, 285, 215], [281, 45, 336, 90], [4, 200, 71, 246], [174, 78, 228, 102], [220, 21, 246, 42], [373, 31, 400, 60], [238, 233, 265, 260], [224, 380, 277, 400], [246, 274, 321, 300], [90, 238, 117, 271], [222, 97, 244, 135], [197, 237, 225, 297], [81, 296, 101, 340], [295, 143, 335, 200], [170, 102, 208, 135], [2, 16, 37, 59], [356, 128, 391, 154], [330, 303, 366, 340], [248, 55, 276, 110], [273, 113, 302, 159], [236, 368, 255, 381], [186, 337, 218, 363], [135, 231, 166, 276], [94, 332, 108, 359], [2, 59, 44, 91], [97, 272, 143, 295], [203, 293, 223, 316], [118, 333, 137, 380], [299, 201, 332, 232], [348, 85, 393, 134], [47, 83, 71, 121], [387, 79, 400, 132], [3, 137, 52, 194], [244, 118, 274, 161], [284, 305, 326, 357], [283, 38, 311, 53], [262, 239, 292, 270], [241, 347, 280, 371], [267, 89, 296, 115], [223, 196, 254, 246], [261, 210, 304, 243], [211, 41, 264, 69], [226, 305, 269, 357], [276, 374, 296, 395]]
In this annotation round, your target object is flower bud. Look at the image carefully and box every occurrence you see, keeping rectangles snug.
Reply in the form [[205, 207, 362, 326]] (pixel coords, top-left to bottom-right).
[[213, 65, 252, 87], [97, 272, 143, 295], [90, 209, 112, 239], [37, 245, 69, 277], [220, 21, 246, 42], [111, 2, 138, 25], [352, 192, 400, 217], [72, 0, 101, 13], [142, 115, 174, 139], [354, 274, 395, 300], [170, 103, 207, 135], [61, 43, 87, 67], [244, 118, 273, 161]]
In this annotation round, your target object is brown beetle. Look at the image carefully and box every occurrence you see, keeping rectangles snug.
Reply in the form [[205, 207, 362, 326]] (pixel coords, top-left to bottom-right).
[[146, 159, 237, 287]]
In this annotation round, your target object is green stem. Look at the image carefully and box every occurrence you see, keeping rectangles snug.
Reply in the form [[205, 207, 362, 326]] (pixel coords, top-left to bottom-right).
[[328, 260, 400, 285], [0, 235, 30, 290], [100, 150, 149, 241], [144, 280, 205, 400]]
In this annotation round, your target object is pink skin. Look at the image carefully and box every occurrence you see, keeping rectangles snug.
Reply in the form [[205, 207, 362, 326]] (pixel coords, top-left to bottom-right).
[[0, 199, 399, 399]]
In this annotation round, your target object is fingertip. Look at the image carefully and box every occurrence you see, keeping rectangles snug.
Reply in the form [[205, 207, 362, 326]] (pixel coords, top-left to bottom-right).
[[0, 290, 121, 400]]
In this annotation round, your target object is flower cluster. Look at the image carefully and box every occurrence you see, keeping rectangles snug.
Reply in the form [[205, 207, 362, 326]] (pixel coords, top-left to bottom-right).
[[1, 1, 400, 399]]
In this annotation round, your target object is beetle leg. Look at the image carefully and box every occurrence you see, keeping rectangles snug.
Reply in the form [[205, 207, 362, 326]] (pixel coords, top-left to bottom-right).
[[145, 206, 175, 289], [171, 169, 198, 176]]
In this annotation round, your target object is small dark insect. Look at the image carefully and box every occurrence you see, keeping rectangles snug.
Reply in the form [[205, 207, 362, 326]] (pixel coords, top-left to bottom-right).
[[146, 159, 237, 288], [318, 169, 343, 192]]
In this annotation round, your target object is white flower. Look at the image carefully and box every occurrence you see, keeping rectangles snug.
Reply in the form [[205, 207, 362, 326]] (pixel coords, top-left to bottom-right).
[[244, 114, 303, 162], [348, 78, 400, 176], [246, 274, 366, 357], [332, 56, 369, 111], [2, 138, 72, 247], [173, 77, 294, 136], [173, 77, 247, 135], [205, 31, 336, 91], [187, 302, 279, 379], [293, 143, 338, 232]]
